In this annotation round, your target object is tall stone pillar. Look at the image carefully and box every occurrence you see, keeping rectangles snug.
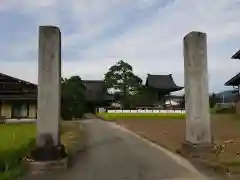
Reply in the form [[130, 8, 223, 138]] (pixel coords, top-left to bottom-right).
[[183, 31, 211, 149], [37, 26, 61, 147]]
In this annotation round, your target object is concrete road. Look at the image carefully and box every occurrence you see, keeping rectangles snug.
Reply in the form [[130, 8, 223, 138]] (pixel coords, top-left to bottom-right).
[[26, 119, 209, 180]]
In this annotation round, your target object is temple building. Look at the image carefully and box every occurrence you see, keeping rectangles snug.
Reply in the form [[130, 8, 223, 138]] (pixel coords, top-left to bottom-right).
[[0, 72, 183, 117], [82, 80, 113, 113], [0, 73, 113, 119], [0, 73, 37, 119], [225, 49, 240, 114], [133, 74, 183, 108], [145, 74, 183, 104]]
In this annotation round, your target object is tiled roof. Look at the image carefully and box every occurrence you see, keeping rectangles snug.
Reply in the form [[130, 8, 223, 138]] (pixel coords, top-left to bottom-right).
[[145, 74, 183, 92], [82, 80, 113, 101], [225, 73, 240, 86], [0, 73, 37, 100], [232, 49, 240, 59], [0, 73, 37, 87]]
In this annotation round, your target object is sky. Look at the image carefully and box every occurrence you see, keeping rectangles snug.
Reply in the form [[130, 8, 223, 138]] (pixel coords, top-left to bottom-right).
[[0, 0, 240, 94]]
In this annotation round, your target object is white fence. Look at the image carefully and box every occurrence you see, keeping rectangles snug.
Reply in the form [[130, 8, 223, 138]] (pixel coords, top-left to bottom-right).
[[107, 109, 186, 114]]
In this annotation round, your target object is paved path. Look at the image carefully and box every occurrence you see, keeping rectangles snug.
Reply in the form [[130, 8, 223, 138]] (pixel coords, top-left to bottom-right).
[[26, 119, 209, 180]]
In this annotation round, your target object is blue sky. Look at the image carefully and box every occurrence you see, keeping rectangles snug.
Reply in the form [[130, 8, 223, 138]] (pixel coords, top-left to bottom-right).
[[0, 0, 240, 94]]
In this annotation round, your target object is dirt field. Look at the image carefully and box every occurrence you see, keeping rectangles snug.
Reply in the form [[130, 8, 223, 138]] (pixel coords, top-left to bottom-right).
[[115, 114, 240, 165]]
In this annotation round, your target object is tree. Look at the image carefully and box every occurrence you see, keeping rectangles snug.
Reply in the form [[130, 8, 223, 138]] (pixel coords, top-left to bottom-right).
[[104, 60, 142, 108], [61, 76, 86, 120]]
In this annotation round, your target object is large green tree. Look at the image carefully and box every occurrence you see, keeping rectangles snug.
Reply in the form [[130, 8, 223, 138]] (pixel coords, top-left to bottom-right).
[[104, 60, 142, 108], [61, 76, 86, 120]]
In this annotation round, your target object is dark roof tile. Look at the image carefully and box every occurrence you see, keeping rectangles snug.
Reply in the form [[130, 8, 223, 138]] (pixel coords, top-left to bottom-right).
[[82, 80, 105, 92], [0, 72, 37, 88], [145, 74, 183, 92], [82, 80, 111, 101], [225, 73, 240, 86], [232, 50, 240, 59], [0, 73, 37, 100]]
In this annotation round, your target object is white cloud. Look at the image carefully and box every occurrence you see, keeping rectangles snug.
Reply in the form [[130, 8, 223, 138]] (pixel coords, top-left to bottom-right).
[[0, 0, 57, 11], [0, 0, 240, 93]]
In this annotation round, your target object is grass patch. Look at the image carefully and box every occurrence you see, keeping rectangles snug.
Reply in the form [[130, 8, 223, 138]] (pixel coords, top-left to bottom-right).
[[98, 112, 185, 120], [0, 122, 84, 180], [0, 124, 36, 180]]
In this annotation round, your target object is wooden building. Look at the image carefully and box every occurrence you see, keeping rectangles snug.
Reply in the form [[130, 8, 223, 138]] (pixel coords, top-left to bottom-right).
[[225, 49, 240, 113], [81, 80, 113, 113], [0, 73, 37, 119], [133, 74, 183, 108], [0, 73, 113, 119], [145, 74, 183, 105], [0, 72, 182, 116], [225, 73, 240, 95]]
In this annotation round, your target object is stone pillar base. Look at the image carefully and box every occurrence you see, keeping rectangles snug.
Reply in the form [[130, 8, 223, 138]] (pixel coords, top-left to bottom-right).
[[180, 141, 213, 158], [23, 156, 68, 174], [25, 144, 68, 174], [29, 144, 68, 161]]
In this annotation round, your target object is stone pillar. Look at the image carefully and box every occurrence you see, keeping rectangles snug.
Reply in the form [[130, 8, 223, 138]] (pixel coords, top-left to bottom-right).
[[37, 26, 61, 147], [183, 31, 211, 148]]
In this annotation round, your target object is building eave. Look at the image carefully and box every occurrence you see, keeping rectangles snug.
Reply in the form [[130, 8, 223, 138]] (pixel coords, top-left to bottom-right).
[[232, 50, 240, 59], [0, 73, 37, 88], [225, 73, 240, 86], [145, 74, 183, 92]]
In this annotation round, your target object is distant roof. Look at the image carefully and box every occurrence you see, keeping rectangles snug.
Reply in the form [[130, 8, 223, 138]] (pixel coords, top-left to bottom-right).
[[82, 80, 113, 101], [225, 73, 240, 86], [82, 80, 105, 91], [145, 74, 183, 92], [232, 50, 240, 59], [0, 73, 37, 88]]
